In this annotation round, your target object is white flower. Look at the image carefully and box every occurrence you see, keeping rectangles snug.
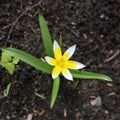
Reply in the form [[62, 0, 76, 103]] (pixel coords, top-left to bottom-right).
[[45, 40, 85, 80]]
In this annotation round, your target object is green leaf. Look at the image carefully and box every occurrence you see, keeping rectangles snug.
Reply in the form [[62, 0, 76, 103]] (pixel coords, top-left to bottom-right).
[[0, 61, 6, 67], [35, 92, 46, 99], [59, 34, 62, 49], [71, 70, 112, 81], [5, 62, 15, 75], [12, 57, 19, 64], [1, 52, 11, 62], [6, 83, 12, 96], [1, 48, 53, 74], [50, 76, 60, 108], [39, 13, 53, 57], [73, 80, 79, 89]]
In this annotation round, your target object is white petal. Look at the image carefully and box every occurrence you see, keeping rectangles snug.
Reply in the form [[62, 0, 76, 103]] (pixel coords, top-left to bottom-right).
[[62, 68, 73, 81], [53, 40, 61, 52], [76, 62, 86, 69], [63, 44, 76, 60], [45, 56, 56, 66]]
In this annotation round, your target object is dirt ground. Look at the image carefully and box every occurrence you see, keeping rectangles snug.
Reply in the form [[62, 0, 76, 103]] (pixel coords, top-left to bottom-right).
[[0, 0, 120, 120]]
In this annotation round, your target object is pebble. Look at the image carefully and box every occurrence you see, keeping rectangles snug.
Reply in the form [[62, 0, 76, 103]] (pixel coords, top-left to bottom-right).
[[83, 33, 88, 39], [26, 113, 33, 120], [6, 115, 10, 120], [90, 96, 102, 106], [105, 110, 109, 114], [100, 14, 105, 19]]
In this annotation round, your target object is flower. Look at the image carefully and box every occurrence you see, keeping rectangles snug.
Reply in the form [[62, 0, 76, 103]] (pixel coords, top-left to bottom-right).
[[45, 40, 85, 80]]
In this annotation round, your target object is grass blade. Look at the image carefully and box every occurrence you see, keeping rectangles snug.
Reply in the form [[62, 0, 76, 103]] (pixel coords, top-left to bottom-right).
[[35, 92, 46, 99]]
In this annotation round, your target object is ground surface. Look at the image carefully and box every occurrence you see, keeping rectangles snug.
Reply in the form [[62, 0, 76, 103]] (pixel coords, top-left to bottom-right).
[[0, 0, 120, 120]]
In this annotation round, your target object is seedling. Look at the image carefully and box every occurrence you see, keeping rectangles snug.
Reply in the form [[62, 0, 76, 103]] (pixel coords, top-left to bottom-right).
[[0, 13, 112, 108], [5, 83, 12, 96], [0, 52, 19, 75], [35, 92, 46, 100]]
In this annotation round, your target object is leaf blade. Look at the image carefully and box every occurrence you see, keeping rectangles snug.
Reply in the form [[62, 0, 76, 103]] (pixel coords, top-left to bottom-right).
[[35, 92, 46, 100], [1, 48, 53, 74], [50, 76, 60, 108], [59, 34, 62, 49], [6, 83, 12, 96], [71, 70, 112, 81], [39, 13, 53, 57]]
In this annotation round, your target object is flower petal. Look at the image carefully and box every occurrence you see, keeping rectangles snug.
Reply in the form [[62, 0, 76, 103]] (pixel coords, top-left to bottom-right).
[[45, 56, 56, 66], [63, 44, 76, 61], [52, 66, 61, 79], [66, 60, 85, 69], [54, 40, 62, 60], [62, 68, 73, 81]]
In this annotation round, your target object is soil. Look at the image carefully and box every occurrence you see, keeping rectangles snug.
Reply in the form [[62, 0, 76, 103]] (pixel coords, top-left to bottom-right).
[[0, 0, 120, 120]]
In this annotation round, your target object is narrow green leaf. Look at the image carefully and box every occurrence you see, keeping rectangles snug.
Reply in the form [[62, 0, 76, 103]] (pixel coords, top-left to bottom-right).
[[73, 80, 79, 89], [1, 48, 53, 74], [5, 62, 15, 75], [39, 13, 53, 57], [71, 70, 112, 81], [59, 34, 62, 49], [35, 92, 46, 99], [6, 83, 12, 96], [50, 76, 60, 108]]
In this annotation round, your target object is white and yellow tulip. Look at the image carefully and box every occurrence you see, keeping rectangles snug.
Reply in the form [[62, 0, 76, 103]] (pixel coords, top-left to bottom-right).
[[45, 40, 85, 80]]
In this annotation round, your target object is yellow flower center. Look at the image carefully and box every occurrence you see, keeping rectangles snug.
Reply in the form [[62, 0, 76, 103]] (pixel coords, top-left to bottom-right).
[[56, 58, 65, 68]]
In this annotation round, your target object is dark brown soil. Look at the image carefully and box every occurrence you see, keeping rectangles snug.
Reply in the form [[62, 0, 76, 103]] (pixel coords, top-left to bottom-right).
[[0, 0, 120, 120]]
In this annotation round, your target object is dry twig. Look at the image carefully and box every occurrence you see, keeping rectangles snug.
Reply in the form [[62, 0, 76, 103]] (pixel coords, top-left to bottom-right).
[[5, 0, 43, 47], [104, 49, 120, 63]]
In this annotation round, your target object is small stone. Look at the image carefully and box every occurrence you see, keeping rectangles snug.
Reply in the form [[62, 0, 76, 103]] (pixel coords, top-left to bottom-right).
[[83, 33, 88, 39], [100, 14, 105, 19], [90, 96, 102, 106], [100, 34, 104, 38], [26, 113, 33, 120], [6, 115, 10, 120], [105, 110, 109, 114], [90, 100, 96, 106], [106, 83, 113, 87]]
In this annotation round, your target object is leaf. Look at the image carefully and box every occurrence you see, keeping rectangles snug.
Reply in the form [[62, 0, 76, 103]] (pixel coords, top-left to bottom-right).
[[0, 61, 6, 67], [59, 34, 62, 49], [35, 92, 46, 99], [71, 70, 112, 81], [6, 83, 12, 96], [12, 57, 19, 64], [39, 13, 53, 57], [1, 48, 53, 74], [5, 62, 15, 75], [50, 76, 60, 108], [1, 52, 11, 62]]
